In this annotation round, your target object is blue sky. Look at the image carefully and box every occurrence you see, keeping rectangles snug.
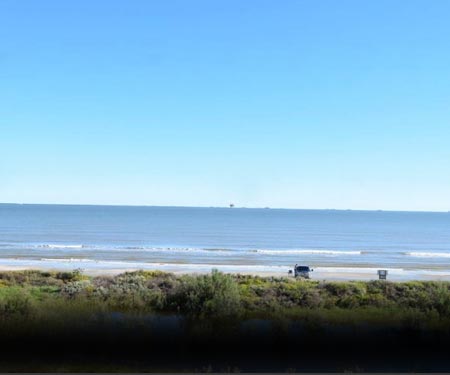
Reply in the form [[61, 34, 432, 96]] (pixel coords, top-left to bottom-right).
[[1, 0, 450, 211]]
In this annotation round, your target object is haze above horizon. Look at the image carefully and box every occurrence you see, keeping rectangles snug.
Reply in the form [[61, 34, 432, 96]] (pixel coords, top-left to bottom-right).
[[0, 202, 448, 214], [1, 1, 450, 211]]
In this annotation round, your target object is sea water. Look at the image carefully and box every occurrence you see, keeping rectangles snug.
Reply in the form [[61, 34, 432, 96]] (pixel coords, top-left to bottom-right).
[[1, 204, 449, 276]]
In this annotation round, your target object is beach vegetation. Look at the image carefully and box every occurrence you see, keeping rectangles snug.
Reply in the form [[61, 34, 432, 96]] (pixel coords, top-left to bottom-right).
[[168, 269, 241, 317], [0, 269, 449, 328], [0, 270, 450, 371]]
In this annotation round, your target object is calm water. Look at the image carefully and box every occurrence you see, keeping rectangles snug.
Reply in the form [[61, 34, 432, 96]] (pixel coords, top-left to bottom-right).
[[1, 204, 450, 273]]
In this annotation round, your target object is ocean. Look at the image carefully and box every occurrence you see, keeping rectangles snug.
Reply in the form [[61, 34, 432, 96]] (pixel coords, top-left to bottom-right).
[[1, 204, 450, 279]]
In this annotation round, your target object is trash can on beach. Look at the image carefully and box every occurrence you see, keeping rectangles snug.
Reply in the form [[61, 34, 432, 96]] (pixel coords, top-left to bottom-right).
[[377, 269, 388, 280]]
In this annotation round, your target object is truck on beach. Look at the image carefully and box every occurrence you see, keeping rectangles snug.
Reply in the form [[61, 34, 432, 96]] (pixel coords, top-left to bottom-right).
[[290, 264, 314, 279]]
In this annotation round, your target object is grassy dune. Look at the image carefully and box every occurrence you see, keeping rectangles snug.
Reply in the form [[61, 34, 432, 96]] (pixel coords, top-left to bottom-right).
[[1, 269, 450, 371], [1, 268, 450, 321]]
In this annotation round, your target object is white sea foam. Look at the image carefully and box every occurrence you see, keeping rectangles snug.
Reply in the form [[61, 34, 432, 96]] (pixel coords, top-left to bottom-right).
[[24, 244, 368, 257], [40, 257, 96, 262], [30, 244, 237, 254], [406, 252, 450, 258], [119, 247, 239, 257], [37, 244, 84, 249], [120, 246, 233, 254], [123, 246, 196, 251], [255, 249, 362, 256]]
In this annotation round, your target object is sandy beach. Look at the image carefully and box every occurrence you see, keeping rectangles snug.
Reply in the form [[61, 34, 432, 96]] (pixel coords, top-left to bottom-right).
[[1, 260, 450, 281]]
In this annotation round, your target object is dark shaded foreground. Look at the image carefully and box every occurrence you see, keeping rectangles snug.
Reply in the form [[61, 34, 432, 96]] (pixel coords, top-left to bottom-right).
[[2, 270, 450, 371], [1, 318, 450, 372]]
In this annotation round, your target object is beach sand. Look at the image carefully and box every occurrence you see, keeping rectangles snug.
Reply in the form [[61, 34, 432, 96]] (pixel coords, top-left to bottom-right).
[[1, 262, 450, 281]]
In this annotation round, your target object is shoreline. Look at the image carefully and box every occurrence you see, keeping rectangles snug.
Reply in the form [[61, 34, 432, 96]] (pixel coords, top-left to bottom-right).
[[1, 259, 450, 281]]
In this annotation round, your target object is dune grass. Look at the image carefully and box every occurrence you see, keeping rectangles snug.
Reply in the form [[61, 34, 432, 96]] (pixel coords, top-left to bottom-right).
[[1, 268, 450, 326], [1, 269, 450, 371]]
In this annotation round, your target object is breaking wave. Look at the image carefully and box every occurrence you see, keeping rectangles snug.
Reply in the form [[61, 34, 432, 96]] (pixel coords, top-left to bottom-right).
[[20, 244, 367, 256], [17, 244, 450, 260], [255, 249, 362, 256], [37, 244, 84, 249], [120, 246, 234, 254], [29, 244, 235, 254], [40, 257, 96, 262]]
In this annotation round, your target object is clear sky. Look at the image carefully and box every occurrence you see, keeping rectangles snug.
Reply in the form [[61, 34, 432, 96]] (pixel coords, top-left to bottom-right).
[[1, 0, 450, 211]]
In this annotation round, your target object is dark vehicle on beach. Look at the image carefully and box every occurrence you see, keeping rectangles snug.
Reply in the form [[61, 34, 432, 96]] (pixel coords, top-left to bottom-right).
[[294, 265, 313, 279]]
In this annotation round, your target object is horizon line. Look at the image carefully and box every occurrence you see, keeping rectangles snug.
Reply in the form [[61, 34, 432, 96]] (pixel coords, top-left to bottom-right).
[[0, 202, 448, 214]]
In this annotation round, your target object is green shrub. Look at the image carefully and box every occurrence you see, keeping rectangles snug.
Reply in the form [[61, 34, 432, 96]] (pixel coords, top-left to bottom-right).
[[56, 268, 86, 283], [0, 288, 34, 319], [61, 280, 92, 299], [169, 270, 241, 317], [0, 270, 64, 287], [91, 272, 167, 311]]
